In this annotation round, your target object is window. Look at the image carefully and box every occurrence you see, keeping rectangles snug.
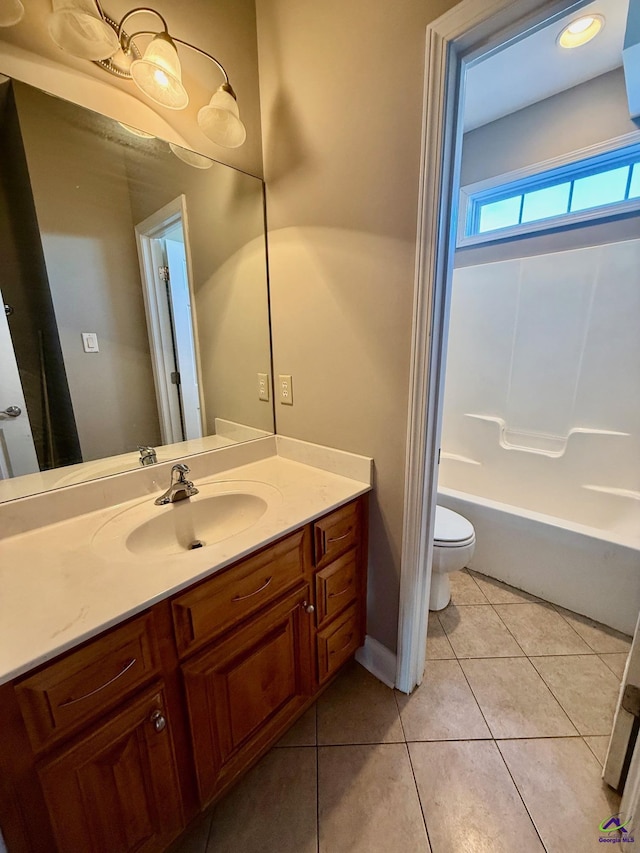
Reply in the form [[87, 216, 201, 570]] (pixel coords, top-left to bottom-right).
[[460, 139, 640, 245]]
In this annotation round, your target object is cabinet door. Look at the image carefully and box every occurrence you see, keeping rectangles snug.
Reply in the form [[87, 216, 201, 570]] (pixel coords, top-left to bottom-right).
[[38, 686, 183, 853], [183, 585, 314, 805]]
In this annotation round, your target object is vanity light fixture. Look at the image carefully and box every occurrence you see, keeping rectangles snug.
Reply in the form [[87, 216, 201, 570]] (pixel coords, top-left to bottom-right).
[[46, 1, 247, 147], [118, 121, 156, 138], [558, 14, 605, 49], [0, 0, 25, 28], [168, 143, 213, 169]]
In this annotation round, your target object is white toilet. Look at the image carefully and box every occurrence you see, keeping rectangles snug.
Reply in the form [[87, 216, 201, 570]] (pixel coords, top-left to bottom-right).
[[429, 505, 476, 611]]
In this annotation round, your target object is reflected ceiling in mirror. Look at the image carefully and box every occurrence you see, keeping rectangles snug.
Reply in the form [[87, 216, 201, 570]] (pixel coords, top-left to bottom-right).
[[0, 78, 274, 503]]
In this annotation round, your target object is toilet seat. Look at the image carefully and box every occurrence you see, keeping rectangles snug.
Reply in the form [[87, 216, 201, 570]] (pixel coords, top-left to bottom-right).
[[434, 506, 475, 548]]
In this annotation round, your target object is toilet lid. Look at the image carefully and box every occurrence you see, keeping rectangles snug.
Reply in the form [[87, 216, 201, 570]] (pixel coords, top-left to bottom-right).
[[434, 506, 475, 545]]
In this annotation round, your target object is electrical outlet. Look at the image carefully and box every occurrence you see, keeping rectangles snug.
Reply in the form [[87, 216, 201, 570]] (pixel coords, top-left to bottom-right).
[[278, 374, 293, 405], [258, 372, 270, 401]]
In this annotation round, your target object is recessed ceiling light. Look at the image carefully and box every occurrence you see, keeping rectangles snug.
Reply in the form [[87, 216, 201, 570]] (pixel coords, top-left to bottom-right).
[[558, 14, 605, 49]]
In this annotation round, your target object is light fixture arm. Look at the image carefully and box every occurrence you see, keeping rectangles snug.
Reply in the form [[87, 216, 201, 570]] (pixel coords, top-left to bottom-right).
[[93, 0, 109, 23], [114, 8, 231, 88], [171, 38, 230, 87], [116, 6, 169, 51]]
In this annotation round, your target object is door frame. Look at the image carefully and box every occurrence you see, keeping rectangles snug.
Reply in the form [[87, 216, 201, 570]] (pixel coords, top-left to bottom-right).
[[135, 195, 205, 445], [396, 0, 597, 694]]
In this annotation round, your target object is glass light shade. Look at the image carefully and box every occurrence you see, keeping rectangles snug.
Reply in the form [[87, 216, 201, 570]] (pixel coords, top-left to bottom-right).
[[558, 15, 604, 49], [130, 35, 188, 110], [47, 0, 119, 60], [0, 0, 24, 28], [118, 122, 156, 139], [169, 143, 213, 169], [197, 86, 246, 148]]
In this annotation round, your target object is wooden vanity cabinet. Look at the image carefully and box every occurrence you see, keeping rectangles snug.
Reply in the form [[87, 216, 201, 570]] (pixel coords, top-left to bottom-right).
[[0, 495, 368, 853], [182, 584, 315, 805], [312, 499, 367, 684], [0, 611, 186, 853], [37, 686, 183, 853]]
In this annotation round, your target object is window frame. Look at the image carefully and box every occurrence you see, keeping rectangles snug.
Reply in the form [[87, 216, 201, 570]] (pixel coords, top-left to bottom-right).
[[457, 131, 640, 248]]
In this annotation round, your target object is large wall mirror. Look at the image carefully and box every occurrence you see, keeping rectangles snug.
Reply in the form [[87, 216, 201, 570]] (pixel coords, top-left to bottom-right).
[[0, 78, 274, 502]]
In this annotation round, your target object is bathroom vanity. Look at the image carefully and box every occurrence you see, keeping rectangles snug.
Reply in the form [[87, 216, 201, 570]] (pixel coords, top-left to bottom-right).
[[0, 438, 371, 852]]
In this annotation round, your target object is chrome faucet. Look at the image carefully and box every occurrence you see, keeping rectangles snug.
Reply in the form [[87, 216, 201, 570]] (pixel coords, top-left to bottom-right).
[[138, 445, 157, 466], [155, 463, 199, 505]]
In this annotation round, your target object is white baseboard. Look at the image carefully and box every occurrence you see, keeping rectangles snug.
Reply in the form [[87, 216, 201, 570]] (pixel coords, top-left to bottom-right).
[[355, 635, 397, 689]]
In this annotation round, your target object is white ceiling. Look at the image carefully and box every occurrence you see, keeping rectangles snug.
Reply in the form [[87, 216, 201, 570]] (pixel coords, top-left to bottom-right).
[[463, 0, 629, 131]]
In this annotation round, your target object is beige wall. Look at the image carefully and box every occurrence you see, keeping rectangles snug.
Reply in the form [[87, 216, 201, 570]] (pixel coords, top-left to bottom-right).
[[125, 149, 274, 435], [15, 83, 161, 462], [458, 68, 640, 267], [461, 68, 636, 186], [256, 0, 457, 651]]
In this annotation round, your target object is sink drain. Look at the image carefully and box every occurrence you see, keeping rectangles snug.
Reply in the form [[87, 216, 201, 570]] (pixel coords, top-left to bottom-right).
[[188, 540, 205, 550]]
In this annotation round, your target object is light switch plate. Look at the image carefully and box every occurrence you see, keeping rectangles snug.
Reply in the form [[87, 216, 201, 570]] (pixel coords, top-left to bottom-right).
[[81, 332, 99, 353], [278, 374, 293, 405], [258, 372, 270, 401]]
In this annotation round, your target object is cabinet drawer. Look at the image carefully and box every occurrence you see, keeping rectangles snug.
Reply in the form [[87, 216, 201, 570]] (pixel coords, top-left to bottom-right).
[[314, 501, 359, 569], [173, 527, 312, 657], [15, 613, 159, 752], [315, 547, 358, 629], [317, 604, 361, 683]]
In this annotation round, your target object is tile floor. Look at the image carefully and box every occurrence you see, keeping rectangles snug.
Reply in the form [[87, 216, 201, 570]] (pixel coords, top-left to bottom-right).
[[170, 569, 631, 853]]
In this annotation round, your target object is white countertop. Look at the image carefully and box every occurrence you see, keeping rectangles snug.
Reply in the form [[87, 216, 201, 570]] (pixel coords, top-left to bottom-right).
[[0, 438, 372, 685]]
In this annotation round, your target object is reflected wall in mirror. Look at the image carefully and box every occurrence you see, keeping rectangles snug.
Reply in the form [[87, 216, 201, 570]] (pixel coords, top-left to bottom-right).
[[0, 78, 274, 502]]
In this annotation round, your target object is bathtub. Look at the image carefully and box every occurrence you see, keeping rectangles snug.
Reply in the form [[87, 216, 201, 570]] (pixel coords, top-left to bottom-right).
[[437, 478, 640, 635]]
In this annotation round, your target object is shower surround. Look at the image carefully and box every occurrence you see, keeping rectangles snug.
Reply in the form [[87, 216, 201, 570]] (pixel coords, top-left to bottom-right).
[[438, 238, 640, 634]]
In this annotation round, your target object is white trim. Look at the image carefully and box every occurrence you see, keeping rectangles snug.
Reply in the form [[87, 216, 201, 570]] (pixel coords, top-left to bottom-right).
[[355, 636, 397, 689], [397, 0, 595, 695], [135, 196, 205, 444], [457, 130, 640, 248]]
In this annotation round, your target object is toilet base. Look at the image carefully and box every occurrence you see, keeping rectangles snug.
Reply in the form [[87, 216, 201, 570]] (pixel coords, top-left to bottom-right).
[[429, 572, 451, 611]]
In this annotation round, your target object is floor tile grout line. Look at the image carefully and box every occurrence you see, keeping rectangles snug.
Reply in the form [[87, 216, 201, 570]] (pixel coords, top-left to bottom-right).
[[486, 602, 531, 657], [424, 634, 549, 852], [454, 567, 490, 605], [493, 738, 551, 853], [454, 654, 496, 739], [543, 604, 604, 651], [202, 811, 214, 853], [403, 740, 434, 852], [527, 658, 598, 738], [404, 733, 586, 743], [599, 653, 627, 678], [582, 735, 606, 767], [392, 682, 409, 745], [458, 644, 581, 739], [524, 655, 583, 736]]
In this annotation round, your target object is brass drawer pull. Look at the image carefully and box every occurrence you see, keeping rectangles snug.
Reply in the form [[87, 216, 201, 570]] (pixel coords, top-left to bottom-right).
[[327, 530, 352, 544], [58, 658, 137, 707], [232, 576, 273, 602], [330, 632, 354, 656], [328, 584, 352, 598]]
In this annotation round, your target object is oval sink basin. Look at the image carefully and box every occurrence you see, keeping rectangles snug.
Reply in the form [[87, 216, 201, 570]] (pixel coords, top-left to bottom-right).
[[127, 493, 268, 556], [92, 480, 280, 558]]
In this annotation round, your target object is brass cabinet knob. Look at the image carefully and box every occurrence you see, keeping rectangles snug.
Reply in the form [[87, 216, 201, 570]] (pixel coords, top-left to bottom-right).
[[302, 601, 315, 614], [150, 709, 167, 732]]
